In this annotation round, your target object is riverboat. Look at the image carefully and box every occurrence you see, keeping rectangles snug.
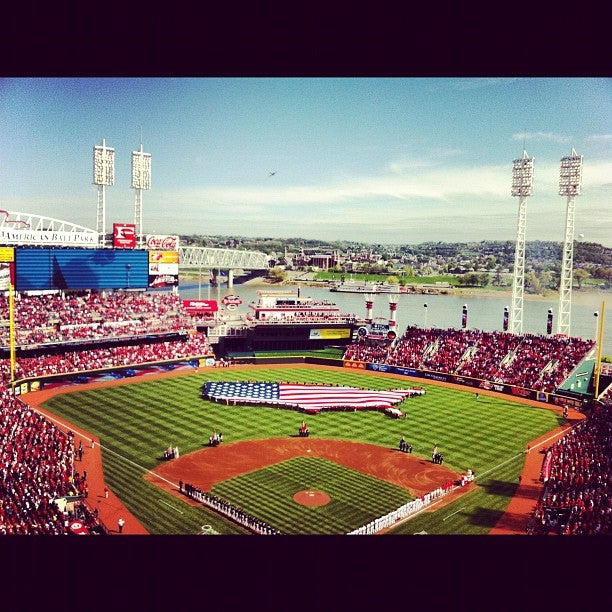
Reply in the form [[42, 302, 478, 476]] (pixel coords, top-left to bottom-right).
[[208, 289, 365, 356], [330, 280, 408, 294]]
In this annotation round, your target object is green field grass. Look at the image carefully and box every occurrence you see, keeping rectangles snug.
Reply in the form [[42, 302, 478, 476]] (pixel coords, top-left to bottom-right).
[[40, 366, 562, 535], [213, 456, 412, 534]]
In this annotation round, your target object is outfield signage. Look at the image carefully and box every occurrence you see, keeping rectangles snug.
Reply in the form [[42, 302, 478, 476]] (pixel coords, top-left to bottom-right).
[[146, 235, 179, 250], [149, 251, 179, 264], [149, 262, 179, 275], [0, 247, 15, 262], [113, 223, 136, 248], [1, 229, 98, 246], [183, 299, 218, 313], [309, 328, 352, 340]]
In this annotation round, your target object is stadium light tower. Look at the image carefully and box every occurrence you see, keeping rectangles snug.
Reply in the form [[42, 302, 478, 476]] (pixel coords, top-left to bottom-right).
[[557, 148, 583, 336], [509, 148, 534, 334], [131, 134, 151, 248], [93, 139, 115, 247]]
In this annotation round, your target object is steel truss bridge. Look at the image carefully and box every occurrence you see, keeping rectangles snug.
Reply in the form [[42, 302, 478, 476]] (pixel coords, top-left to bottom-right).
[[0, 211, 269, 271]]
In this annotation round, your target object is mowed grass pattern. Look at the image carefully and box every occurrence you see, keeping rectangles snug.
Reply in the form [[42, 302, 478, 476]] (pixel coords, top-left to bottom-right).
[[41, 366, 563, 534], [212, 456, 412, 535]]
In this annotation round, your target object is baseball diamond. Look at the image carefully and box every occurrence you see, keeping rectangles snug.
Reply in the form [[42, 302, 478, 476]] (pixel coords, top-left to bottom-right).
[[20, 362, 585, 536]]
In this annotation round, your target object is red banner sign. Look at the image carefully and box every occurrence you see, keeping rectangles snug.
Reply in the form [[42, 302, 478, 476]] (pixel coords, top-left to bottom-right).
[[183, 299, 218, 313], [113, 223, 136, 248]]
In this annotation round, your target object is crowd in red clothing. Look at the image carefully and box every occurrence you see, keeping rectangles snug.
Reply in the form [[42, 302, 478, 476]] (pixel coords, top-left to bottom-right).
[[529, 399, 612, 535], [1, 335, 213, 382], [0, 291, 196, 347], [343, 326, 595, 393], [0, 385, 101, 535], [0, 289, 217, 383]]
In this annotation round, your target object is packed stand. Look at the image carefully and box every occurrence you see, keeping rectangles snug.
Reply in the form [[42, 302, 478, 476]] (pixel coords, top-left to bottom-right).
[[0, 385, 103, 535], [3, 334, 214, 381], [343, 326, 594, 393], [0, 291, 197, 347], [528, 399, 612, 535]]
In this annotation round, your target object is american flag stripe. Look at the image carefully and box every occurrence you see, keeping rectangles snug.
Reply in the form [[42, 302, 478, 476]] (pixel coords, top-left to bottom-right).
[[279, 384, 410, 408], [204, 381, 413, 410]]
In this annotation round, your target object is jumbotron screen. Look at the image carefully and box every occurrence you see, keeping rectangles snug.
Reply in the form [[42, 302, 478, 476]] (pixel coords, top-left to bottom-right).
[[15, 248, 148, 290]]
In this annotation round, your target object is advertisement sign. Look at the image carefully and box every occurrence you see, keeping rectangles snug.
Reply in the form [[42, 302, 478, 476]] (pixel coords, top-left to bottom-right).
[[148, 275, 179, 288], [1, 229, 98, 246], [0, 247, 15, 262], [368, 319, 390, 339], [183, 299, 218, 314], [0, 263, 12, 290], [149, 251, 179, 264], [149, 263, 179, 275], [113, 223, 136, 248], [343, 360, 367, 369], [309, 328, 352, 340], [146, 235, 179, 250]]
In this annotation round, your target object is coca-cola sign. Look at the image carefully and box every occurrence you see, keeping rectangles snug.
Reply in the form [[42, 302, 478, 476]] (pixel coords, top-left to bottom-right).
[[146, 234, 179, 250]]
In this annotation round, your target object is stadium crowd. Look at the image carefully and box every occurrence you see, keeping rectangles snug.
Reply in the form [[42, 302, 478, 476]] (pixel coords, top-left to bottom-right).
[[0, 291, 195, 347], [529, 397, 612, 535], [0, 385, 102, 535], [343, 326, 595, 394], [7, 334, 213, 380]]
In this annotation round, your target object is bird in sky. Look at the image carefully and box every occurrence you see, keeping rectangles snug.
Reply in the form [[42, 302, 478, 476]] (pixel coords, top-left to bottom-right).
[[269, 171, 276, 176]]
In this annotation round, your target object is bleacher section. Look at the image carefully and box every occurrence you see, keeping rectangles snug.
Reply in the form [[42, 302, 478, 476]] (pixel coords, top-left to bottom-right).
[[343, 326, 596, 396]]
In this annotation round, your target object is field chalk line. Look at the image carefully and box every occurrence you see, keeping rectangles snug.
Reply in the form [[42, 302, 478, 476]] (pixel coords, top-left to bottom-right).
[[443, 507, 465, 521], [159, 499, 184, 514]]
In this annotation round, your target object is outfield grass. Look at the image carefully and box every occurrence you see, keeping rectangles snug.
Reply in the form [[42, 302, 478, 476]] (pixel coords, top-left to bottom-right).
[[40, 366, 562, 535]]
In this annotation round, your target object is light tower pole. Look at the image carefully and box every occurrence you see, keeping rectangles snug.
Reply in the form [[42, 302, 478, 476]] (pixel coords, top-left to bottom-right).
[[557, 149, 583, 336], [510, 148, 534, 334], [131, 136, 151, 248], [93, 139, 115, 248]]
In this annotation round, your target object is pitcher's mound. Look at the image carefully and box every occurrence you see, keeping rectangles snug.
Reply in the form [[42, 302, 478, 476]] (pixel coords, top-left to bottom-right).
[[293, 490, 331, 507]]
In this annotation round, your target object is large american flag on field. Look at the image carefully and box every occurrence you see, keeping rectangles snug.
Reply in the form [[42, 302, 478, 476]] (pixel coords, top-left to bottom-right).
[[204, 381, 415, 411]]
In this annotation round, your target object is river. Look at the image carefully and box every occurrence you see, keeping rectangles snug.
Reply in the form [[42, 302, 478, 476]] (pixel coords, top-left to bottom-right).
[[178, 282, 612, 357]]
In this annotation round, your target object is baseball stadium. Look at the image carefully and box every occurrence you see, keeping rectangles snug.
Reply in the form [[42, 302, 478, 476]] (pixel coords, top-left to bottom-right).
[[1, 147, 610, 537]]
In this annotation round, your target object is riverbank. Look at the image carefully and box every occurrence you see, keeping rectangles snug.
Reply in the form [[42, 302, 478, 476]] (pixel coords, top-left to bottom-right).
[[233, 275, 609, 305]]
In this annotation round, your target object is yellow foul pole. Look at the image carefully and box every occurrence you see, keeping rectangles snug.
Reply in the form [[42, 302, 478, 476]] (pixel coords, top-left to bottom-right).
[[9, 283, 16, 389], [593, 300, 605, 399]]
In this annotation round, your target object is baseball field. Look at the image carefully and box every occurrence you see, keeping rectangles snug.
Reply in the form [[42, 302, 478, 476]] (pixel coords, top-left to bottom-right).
[[33, 363, 564, 535]]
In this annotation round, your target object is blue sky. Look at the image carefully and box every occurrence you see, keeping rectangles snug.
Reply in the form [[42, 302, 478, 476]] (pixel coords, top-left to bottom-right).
[[0, 77, 610, 245]]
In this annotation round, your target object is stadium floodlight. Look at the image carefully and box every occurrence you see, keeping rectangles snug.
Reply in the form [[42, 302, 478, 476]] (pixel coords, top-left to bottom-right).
[[93, 139, 115, 186], [559, 150, 583, 197], [131, 147, 151, 190], [93, 139, 115, 247], [557, 148, 583, 336], [511, 153, 534, 197], [509, 148, 534, 335], [131, 143, 151, 248]]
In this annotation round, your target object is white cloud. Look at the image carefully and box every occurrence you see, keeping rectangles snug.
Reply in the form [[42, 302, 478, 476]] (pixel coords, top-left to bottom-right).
[[586, 134, 612, 142], [511, 131, 571, 144]]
